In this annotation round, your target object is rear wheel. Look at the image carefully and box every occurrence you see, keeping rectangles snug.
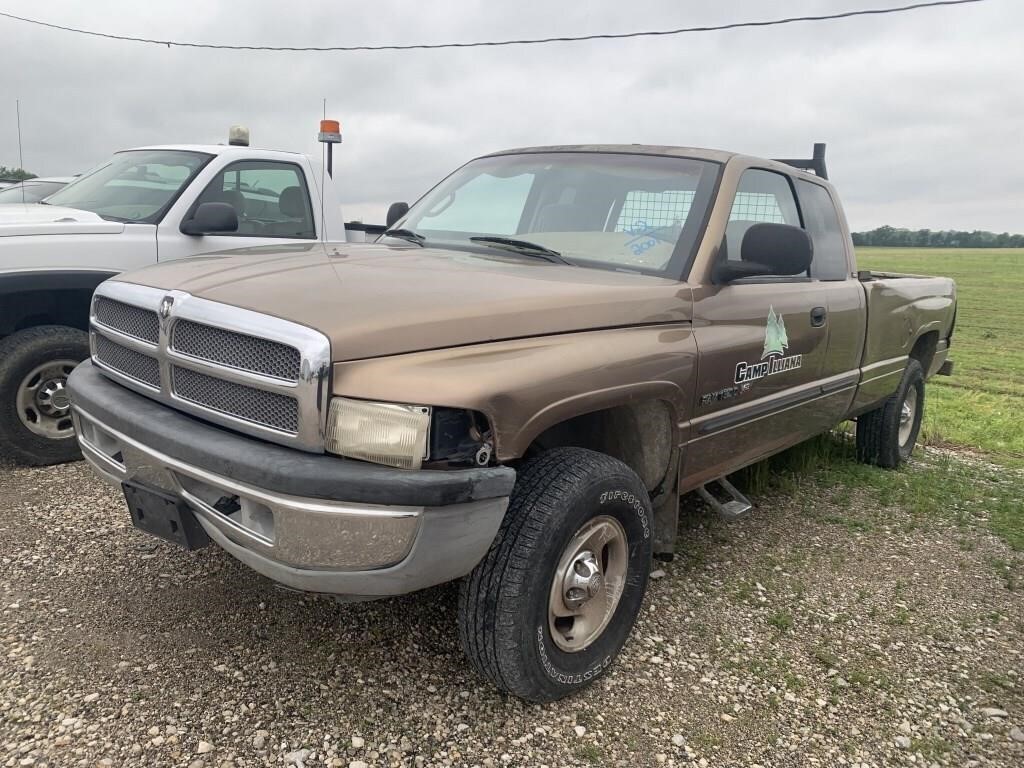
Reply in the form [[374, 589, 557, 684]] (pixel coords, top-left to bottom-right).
[[856, 359, 924, 469], [0, 326, 89, 466], [458, 447, 653, 702]]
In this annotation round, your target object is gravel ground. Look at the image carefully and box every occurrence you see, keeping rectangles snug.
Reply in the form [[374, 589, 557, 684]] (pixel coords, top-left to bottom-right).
[[2, 456, 1022, 768]]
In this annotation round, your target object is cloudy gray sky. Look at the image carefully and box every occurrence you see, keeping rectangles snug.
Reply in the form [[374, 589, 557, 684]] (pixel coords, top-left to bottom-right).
[[1, 0, 1019, 231]]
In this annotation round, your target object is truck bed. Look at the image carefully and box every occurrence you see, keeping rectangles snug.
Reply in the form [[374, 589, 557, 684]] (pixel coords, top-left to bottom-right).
[[853, 272, 956, 414]]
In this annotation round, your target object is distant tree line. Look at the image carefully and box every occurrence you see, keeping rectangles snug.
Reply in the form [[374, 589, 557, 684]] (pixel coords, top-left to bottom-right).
[[0, 166, 36, 182], [852, 225, 1024, 248]]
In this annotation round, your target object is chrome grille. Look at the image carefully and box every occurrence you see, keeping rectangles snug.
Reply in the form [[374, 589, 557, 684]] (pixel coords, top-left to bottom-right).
[[171, 320, 301, 380], [172, 366, 299, 433], [94, 335, 161, 388], [87, 282, 330, 452], [93, 297, 159, 344]]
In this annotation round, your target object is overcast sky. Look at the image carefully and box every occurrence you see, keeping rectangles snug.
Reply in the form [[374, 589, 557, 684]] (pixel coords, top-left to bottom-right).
[[2, 0, 1019, 231]]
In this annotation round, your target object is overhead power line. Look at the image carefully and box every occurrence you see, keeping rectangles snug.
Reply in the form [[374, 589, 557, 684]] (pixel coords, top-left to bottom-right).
[[0, 0, 989, 53]]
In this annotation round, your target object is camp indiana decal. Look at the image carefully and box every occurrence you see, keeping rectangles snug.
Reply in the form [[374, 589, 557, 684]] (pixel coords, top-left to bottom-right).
[[734, 306, 803, 384]]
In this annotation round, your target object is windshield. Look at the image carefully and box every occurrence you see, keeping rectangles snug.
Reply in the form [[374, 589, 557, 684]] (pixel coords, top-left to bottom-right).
[[0, 180, 68, 204], [392, 152, 719, 276], [45, 150, 211, 223]]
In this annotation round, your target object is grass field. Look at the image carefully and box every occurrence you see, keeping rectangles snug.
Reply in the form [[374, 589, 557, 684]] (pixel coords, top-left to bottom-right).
[[857, 247, 1024, 467]]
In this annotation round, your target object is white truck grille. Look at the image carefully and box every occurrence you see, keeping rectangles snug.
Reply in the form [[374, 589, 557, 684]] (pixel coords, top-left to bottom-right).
[[88, 282, 331, 452]]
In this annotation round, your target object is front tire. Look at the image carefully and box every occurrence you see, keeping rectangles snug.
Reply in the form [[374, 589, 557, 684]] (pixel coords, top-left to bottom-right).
[[0, 326, 89, 466], [458, 447, 653, 702], [856, 358, 924, 469]]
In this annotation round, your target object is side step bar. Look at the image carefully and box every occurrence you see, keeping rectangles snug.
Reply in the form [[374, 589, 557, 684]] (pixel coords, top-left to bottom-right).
[[697, 477, 753, 521]]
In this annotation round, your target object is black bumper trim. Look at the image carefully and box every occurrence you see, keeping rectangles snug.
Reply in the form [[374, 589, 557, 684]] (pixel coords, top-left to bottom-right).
[[68, 361, 515, 507]]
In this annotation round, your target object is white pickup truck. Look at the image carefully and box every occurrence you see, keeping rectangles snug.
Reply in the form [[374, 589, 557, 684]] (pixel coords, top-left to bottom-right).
[[0, 141, 359, 465]]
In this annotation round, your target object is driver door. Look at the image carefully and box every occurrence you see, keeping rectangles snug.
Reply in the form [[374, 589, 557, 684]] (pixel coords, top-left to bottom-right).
[[685, 169, 831, 487]]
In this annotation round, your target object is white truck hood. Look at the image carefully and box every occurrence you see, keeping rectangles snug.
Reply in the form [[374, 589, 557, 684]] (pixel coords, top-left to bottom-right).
[[0, 204, 125, 237]]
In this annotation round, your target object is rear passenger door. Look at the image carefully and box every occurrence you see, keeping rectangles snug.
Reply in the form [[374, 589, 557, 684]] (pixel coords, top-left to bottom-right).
[[156, 160, 318, 262], [686, 169, 832, 487]]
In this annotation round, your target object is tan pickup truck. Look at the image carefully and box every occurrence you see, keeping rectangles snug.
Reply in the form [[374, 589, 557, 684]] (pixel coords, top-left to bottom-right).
[[67, 143, 956, 702]]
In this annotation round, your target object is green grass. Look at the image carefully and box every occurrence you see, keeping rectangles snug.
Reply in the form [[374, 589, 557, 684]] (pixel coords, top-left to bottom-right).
[[856, 247, 1024, 466], [573, 744, 603, 764], [767, 611, 793, 633], [737, 430, 1023, 559]]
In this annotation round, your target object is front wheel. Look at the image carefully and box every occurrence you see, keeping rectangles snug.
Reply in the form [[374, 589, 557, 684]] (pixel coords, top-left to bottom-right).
[[0, 326, 90, 466], [458, 447, 653, 702], [856, 358, 925, 469]]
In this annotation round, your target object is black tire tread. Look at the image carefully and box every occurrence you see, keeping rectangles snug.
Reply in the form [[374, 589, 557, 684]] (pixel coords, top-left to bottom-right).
[[856, 358, 924, 469], [0, 325, 89, 465], [458, 447, 644, 701]]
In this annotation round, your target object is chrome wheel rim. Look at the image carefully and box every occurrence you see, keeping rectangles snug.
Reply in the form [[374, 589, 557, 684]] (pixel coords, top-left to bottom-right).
[[548, 515, 628, 653], [899, 387, 918, 447], [16, 360, 78, 440]]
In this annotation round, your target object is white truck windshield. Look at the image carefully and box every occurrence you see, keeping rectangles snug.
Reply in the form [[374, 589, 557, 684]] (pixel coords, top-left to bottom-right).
[[45, 150, 211, 223]]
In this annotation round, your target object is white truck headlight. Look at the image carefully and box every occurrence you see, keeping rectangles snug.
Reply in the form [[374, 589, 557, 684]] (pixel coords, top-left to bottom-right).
[[324, 398, 431, 469]]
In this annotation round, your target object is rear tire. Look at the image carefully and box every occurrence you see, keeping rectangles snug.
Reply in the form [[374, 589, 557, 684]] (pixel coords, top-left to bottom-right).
[[0, 326, 89, 466], [458, 447, 653, 702], [856, 359, 924, 469]]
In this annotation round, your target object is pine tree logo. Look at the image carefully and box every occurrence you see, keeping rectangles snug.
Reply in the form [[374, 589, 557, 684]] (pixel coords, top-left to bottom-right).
[[762, 305, 789, 359]]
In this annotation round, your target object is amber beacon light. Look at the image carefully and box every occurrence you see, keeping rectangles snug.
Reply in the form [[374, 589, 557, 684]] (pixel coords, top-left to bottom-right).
[[318, 119, 342, 178]]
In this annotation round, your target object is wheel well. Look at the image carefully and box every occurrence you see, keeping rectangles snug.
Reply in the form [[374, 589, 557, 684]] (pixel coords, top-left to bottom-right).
[[909, 331, 939, 375], [0, 289, 94, 340], [526, 400, 676, 495]]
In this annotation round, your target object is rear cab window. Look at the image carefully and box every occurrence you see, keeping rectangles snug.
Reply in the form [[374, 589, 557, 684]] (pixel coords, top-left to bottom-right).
[[795, 180, 850, 280]]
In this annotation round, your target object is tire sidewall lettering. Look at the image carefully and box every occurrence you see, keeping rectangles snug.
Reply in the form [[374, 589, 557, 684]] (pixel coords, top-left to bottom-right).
[[599, 488, 650, 540], [534, 480, 652, 688], [536, 625, 612, 684]]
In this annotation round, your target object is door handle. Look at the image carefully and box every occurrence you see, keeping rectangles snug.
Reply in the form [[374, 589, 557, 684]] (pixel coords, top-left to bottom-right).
[[810, 306, 827, 327]]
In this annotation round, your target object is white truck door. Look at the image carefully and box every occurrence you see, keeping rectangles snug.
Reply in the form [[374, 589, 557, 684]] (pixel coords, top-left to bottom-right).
[[156, 156, 323, 261]]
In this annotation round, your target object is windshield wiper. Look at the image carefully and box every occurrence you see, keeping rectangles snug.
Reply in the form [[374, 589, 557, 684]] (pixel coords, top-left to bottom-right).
[[468, 236, 573, 265], [382, 228, 426, 246]]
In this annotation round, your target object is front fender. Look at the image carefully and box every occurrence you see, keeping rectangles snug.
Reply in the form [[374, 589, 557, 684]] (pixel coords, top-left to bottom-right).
[[331, 325, 696, 461]]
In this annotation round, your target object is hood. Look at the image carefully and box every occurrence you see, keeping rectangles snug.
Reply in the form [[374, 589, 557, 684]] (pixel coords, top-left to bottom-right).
[[0, 204, 125, 237], [118, 242, 692, 361]]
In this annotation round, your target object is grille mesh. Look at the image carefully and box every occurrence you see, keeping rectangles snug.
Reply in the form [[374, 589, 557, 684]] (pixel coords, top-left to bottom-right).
[[172, 366, 298, 433], [94, 297, 159, 344], [94, 335, 161, 388], [171, 320, 301, 381]]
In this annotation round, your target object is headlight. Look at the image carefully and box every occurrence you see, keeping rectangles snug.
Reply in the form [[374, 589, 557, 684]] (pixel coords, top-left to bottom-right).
[[325, 398, 431, 469]]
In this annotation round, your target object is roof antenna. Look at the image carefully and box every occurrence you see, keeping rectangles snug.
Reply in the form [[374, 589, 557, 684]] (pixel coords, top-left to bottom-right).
[[319, 99, 327, 242], [317, 99, 343, 243], [16, 99, 25, 204]]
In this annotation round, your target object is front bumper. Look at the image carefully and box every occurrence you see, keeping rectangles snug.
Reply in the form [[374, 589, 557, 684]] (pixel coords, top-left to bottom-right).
[[68, 362, 515, 597]]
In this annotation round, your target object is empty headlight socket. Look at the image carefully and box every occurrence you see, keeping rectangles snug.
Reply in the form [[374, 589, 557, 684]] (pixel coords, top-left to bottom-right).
[[426, 408, 494, 468]]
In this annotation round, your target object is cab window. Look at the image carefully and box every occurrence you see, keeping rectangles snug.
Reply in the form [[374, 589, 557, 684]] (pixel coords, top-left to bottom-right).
[[194, 161, 315, 238], [725, 169, 801, 258], [796, 180, 849, 280]]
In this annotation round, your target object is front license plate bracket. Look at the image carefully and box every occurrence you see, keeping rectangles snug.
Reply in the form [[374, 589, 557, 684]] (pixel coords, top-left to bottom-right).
[[122, 481, 211, 551]]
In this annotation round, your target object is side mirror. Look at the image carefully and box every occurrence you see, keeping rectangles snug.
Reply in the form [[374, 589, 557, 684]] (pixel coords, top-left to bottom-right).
[[715, 223, 812, 282], [386, 201, 409, 228], [181, 202, 239, 236]]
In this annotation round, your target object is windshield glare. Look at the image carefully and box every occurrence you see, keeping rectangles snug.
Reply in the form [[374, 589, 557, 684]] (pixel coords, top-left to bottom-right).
[[0, 181, 68, 204], [396, 152, 719, 275], [44, 150, 210, 223]]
